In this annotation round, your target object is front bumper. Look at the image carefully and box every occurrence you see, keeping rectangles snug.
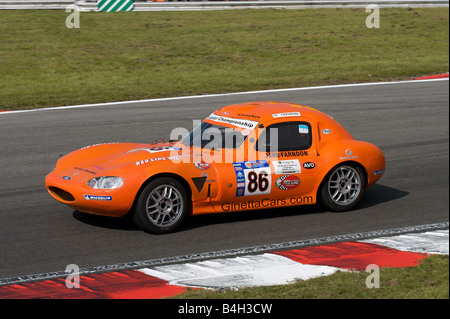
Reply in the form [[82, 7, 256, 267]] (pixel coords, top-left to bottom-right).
[[45, 172, 135, 217]]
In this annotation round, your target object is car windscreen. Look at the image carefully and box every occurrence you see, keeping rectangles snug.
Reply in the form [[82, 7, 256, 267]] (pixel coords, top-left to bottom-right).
[[181, 122, 247, 149]]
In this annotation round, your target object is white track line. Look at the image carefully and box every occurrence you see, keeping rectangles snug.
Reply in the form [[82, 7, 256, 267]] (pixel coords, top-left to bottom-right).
[[1, 78, 448, 116]]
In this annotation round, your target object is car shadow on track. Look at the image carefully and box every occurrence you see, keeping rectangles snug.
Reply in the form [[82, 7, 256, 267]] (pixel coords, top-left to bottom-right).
[[72, 184, 408, 232], [357, 183, 409, 210], [181, 184, 410, 232], [72, 211, 140, 231]]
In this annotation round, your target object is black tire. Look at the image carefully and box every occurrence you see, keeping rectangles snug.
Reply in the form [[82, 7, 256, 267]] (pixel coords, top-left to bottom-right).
[[133, 177, 188, 234], [320, 164, 366, 212]]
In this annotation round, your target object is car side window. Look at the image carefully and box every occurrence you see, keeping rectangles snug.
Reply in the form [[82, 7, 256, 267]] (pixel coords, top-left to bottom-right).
[[255, 121, 312, 152]]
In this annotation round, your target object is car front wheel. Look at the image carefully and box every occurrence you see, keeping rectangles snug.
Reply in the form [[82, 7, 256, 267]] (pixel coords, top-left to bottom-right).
[[320, 164, 365, 212], [133, 177, 188, 234]]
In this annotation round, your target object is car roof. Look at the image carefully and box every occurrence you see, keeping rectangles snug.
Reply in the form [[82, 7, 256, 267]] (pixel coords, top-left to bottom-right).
[[214, 101, 332, 125]]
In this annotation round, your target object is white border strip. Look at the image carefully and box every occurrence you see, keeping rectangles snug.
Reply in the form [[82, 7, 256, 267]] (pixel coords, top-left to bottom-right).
[[138, 253, 345, 289], [1, 78, 448, 115], [364, 229, 449, 255]]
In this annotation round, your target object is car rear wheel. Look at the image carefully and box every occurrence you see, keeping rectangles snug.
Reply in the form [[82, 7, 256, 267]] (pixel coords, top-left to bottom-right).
[[134, 177, 188, 234], [320, 164, 365, 212]]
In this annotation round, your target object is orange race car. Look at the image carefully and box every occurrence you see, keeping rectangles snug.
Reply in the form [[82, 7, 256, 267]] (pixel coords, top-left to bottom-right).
[[46, 101, 385, 234]]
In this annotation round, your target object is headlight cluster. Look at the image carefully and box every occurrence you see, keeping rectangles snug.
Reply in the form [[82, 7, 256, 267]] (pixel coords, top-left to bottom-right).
[[87, 176, 124, 189]]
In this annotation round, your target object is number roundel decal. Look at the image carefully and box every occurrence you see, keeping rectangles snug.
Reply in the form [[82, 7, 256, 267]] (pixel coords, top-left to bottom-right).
[[247, 170, 269, 193], [233, 161, 272, 197]]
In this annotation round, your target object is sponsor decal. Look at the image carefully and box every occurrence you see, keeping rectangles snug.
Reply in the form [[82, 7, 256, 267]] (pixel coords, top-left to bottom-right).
[[303, 162, 316, 169], [238, 113, 260, 119], [298, 125, 309, 134], [80, 142, 119, 150], [128, 146, 182, 154], [83, 195, 112, 201], [74, 167, 96, 175], [272, 112, 301, 118], [340, 148, 359, 160], [273, 159, 301, 174], [201, 171, 215, 182], [266, 150, 308, 158], [233, 160, 272, 197], [135, 156, 179, 166], [206, 113, 259, 130], [275, 175, 301, 190], [373, 169, 385, 175], [221, 196, 313, 211], [194, 161, 211, 170]]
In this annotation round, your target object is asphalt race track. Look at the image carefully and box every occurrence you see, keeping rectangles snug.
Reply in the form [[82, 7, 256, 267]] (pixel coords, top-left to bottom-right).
[[0, 79, 448, 280]]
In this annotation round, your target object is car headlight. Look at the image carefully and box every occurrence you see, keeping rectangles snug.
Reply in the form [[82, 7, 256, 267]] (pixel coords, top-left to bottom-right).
[[86, 176, 124, 189]]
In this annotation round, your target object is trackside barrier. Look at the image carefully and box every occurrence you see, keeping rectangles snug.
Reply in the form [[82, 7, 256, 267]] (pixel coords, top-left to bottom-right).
[[0, 0, 448, 11], [0, 0, 73, 9], [97, 0, 134, 11], [133, 0, 450, 11]]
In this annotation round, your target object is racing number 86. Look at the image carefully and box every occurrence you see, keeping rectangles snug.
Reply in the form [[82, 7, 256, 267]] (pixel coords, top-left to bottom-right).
[[247, 170, 269, 193]]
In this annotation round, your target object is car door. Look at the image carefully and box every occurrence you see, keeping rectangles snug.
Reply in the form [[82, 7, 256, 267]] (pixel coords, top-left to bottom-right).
[[210, 119, 318, 213], [210, 149, 274, 213], [254, 120, 318, 203]]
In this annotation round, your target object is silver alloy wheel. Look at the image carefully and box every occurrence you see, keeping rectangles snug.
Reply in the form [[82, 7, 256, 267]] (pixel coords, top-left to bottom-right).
[[146, 184, 183, 228], [327, 165, 362, 206]]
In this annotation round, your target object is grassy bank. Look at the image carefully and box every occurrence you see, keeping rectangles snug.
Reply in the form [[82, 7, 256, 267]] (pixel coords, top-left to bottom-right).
[[0, 8, 448, 110], [169, 255, 449, 299]]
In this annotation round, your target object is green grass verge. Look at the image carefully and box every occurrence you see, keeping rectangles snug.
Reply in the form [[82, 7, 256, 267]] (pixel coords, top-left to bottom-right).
[[0, 8, 448, 110], [168, 255, 449, 299]]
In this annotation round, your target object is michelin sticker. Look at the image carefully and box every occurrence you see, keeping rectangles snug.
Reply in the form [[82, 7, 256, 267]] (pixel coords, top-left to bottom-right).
[[233, 160, 272, 197], [84, 195, 112, 201], [273, 159, 301, 174]]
